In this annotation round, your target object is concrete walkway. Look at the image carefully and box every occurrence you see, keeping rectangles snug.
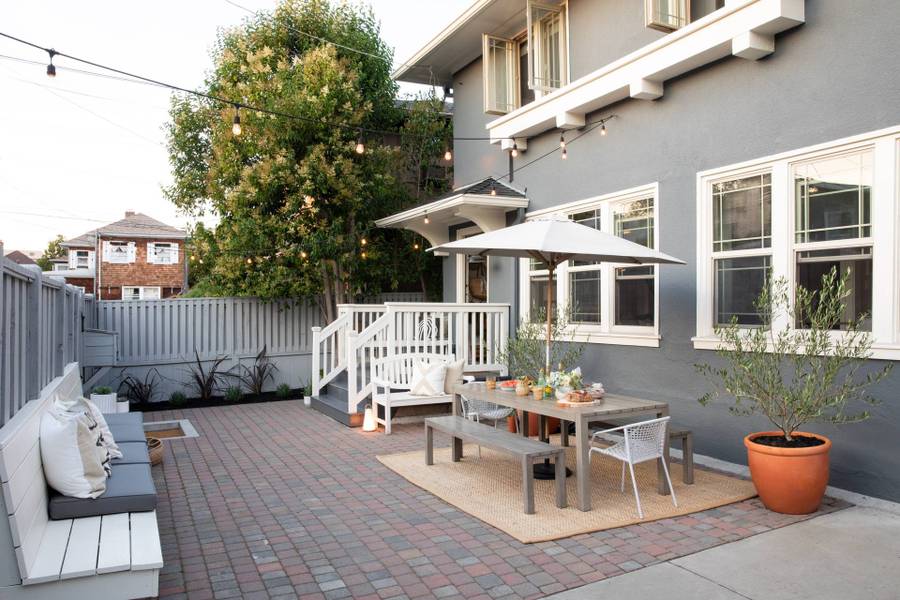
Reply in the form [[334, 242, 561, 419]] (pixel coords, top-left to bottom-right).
[[546, 505, 900, 599]]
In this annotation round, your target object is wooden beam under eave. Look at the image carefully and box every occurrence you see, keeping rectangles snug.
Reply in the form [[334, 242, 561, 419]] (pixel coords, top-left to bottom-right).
[[555, 112, 585, 130], [732, 31, 775, 60], [629, 79, 663, 100]]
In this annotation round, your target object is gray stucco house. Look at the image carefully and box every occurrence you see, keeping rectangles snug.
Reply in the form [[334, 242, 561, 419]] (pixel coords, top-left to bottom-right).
[[376, 0, 900, 501]]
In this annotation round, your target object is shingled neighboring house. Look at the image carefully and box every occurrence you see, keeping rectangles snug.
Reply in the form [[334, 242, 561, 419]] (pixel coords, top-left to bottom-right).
[[3, 250, 38, 266], [48, 211, 188, 300]]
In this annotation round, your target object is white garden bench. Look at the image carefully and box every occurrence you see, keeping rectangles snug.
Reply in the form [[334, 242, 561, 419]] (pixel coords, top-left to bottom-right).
[[0, 363, 162, 599], [372, 353, 461, 434]]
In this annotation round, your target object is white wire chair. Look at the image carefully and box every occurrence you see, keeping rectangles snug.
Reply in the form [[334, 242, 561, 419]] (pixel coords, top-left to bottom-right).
[[459, 393, 519, 457], [589, 416, 677, 519]]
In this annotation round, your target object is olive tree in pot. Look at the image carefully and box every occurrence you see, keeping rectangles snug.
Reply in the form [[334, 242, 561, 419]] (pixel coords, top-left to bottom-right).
[[696, 269, 891, 514]]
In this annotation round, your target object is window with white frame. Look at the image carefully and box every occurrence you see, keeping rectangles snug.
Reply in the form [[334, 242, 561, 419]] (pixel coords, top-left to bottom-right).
[[103, 241, 135, 264], [521, 184, 661, 346], [68, 249, 94, 270], [148, 242, 179, 265], [483, 0, 568, 114], [645, 0, 690, 32], [695, 127, 900, 359], [527, 258, 556, 321], [122, 286, 161, 301]]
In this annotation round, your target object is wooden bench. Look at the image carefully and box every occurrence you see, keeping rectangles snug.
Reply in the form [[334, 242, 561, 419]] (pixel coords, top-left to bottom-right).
[[372, 353, 458, 434], [0, 363, 162, 599], [590, 418, 694, 484], [425, 416, 567, 514]]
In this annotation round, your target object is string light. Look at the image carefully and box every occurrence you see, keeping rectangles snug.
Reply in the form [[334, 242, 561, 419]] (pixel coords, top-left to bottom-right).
[[231, 105, 242, 136], [444, 149, 452, 161], [413, 242, 420, 250], [559, 133, 566, 148], [360, 237, 367, 246], [600, 123, 607, 136], [355, 129, 365, 154], [190, 254, 196, 261], [45, 49, 56, 77], [300, 250, 307, 259], [490, 185, 497, 196], [510, 141, 518, 158], [246, 257, 252, 264], [360, 251, 367, 259], [423, 213, 429, 225], [561, 147, 567, 160]]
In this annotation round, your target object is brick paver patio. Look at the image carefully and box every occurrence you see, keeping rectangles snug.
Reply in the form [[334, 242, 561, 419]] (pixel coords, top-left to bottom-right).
[[148, 401, 846, 600]]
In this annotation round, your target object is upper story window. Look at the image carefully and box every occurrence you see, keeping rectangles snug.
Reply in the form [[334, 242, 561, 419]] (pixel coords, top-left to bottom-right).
[[103, 241, 135, 264], [68, 249, 94, 270], [645, 0, 690, 32], [148, 242, 179, 265], [483, 0, 568, 115]]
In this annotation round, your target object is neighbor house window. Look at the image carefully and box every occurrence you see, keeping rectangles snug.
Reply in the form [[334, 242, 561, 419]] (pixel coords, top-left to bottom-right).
[[483, 1, 568, 114], [712, 173, 772, 325], [123, 286, 161, 301], [645, 0, 690, 32], [103, 241, 135, 264], [696, 129, 900, 359], [148, 242, 179, 265], [520, 183, 660, 347], [68, 249, 94, 270], [793, 150, 873, 331]]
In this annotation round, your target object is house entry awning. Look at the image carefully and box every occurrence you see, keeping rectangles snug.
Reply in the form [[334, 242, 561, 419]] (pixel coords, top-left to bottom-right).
[[374, 178, 528, 254]]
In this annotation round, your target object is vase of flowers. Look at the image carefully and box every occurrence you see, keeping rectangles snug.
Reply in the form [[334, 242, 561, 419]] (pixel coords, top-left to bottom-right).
[[549, 368, 583, 401]]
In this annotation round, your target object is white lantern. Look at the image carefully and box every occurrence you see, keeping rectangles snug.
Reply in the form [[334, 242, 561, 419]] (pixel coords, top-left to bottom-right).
[[362, 405, 377, 432]]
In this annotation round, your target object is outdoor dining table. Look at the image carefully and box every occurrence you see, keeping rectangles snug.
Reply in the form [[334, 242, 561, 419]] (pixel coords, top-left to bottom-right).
[[451, 382, 670, 512]]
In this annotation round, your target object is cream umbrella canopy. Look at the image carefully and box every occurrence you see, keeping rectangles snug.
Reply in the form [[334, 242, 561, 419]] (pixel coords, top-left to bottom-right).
[[430, 216, 686, 372]]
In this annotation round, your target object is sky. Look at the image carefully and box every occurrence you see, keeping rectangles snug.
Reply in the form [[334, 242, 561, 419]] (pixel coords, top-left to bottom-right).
[[0, 0, 470, 254]]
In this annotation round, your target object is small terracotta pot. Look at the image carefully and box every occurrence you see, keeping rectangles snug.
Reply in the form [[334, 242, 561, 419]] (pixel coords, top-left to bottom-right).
[[744, 431, 831, 515]]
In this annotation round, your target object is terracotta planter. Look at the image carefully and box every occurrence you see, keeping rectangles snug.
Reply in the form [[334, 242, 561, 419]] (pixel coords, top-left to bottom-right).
[[744, 431, 831, 515]]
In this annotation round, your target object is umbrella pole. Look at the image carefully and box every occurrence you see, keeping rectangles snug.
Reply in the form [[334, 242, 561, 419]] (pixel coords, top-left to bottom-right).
[[545, 261, 554, 375]]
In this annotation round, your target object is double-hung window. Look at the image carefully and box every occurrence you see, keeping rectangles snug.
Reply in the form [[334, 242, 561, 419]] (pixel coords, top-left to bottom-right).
[[103, 241, 135, 264], [696, 127, 900, 359], [521, 183, 661, 346], [68, 249, 94, 270], [122, 286, 160, 301], [483, 0, 567, 115]]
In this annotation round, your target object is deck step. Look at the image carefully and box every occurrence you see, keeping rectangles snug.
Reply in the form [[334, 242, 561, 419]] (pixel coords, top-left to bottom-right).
[[310, 392, 364, 427]]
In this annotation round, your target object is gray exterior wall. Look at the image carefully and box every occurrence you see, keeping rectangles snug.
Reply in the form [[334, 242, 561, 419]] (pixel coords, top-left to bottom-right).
[[445, 0, 900, 500]]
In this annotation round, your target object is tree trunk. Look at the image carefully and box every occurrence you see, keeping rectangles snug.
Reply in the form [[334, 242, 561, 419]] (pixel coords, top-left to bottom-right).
[[321, 263, 335, 324]]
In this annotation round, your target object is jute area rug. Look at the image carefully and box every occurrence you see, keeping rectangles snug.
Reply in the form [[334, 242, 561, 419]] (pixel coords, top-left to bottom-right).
[[377, 438, 756, 543]]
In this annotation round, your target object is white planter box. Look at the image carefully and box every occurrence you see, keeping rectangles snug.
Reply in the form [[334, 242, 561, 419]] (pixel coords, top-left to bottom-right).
[[90, 393, 117, 414]]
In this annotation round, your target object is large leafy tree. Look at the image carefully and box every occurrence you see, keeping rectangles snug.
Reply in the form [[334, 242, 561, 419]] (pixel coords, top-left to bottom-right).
[[165, 0, 445, 321]]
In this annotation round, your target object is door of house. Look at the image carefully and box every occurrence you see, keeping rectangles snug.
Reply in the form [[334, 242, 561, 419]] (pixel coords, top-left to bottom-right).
[[455, 226, 489, 303]]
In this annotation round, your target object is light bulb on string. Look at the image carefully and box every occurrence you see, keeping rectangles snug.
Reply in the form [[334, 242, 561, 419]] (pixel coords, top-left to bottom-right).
[[600, 122, 607, 136], [355, 130, 365, 154], [300, 251, 307, 259], [559, 133, 566, 148], [561, 147, 568, 160], [423, 213, 430, 225], [361, 251, 367, 259], [510, 141, 518, 158], [246, 257, 252, 265], [46, 49, 57, 78], [361, 237, 367, 246], [232, 105, 242, 136], [413, 243, 420, 250], [444, 149, 452, 161], [490, 185, 497, 196]]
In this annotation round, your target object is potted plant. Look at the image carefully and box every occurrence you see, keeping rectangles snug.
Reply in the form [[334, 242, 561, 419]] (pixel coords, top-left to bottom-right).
[[697, 269, 891, 514], [90, 386, 117, 413]]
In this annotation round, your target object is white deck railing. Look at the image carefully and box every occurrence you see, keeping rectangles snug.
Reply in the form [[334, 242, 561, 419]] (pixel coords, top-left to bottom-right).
[[324, 303, 510, 413]]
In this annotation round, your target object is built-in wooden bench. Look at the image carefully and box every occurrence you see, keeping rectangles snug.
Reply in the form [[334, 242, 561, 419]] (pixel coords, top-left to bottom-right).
[[425, 416, 567, 514], [0, 363, 162, 599], [372, 353, 458, 434], [590, 418, 694, 484]]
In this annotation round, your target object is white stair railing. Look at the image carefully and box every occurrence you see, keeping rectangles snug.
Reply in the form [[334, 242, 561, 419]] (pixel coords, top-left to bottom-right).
[[344, 303, 510, 413], [311, 311, 351, 397]]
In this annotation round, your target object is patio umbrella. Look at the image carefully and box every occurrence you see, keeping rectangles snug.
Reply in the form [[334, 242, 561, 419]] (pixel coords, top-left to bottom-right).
[[430, 216, 685, 373]]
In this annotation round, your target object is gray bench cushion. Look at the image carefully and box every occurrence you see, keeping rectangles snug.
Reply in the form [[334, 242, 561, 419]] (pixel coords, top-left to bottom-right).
[[103, 412, 144, 427], [111, 441, 151, 465], [49, 463, 157, 520], [109, 421, 146, 443]]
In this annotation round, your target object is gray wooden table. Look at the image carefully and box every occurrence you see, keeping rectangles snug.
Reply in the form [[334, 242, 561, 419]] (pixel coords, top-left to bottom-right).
[[451, 382, 670, 512]]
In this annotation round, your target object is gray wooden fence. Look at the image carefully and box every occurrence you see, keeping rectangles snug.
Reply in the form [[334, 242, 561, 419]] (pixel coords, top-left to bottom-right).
[[0, 243, 92, 425]]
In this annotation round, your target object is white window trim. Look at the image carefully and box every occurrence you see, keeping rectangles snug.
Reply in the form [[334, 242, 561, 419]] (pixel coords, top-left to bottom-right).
[[644, 0, 691, 32], [147, 242, 179, 265], [694, 125, 900, 360], [122, 286, 162, 301], [104, 241, 135, 264], [521, 182, 661, 347]]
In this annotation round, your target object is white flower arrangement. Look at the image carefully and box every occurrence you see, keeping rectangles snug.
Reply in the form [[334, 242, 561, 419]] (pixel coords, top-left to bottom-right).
[[548, 367, 583, 390]]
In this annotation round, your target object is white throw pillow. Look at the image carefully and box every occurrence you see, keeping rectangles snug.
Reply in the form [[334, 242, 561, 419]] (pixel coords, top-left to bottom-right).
[[40, 405, 108, 499], [443, 359, 465, 394], [409, 362, 447, 396], [59, 396, 122, 462]]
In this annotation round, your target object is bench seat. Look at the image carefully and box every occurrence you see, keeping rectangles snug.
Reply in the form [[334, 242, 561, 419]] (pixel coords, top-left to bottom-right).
[[372, 353, 458, 434], [0, 364, 161, 598], [425, 416, 567, 514], [111, 441, 151, 466], [49, 463, 156, 520]]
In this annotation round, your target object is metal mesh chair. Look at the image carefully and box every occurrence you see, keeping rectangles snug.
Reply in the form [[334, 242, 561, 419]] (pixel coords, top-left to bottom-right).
[[459, 394, 518, 457], [590, 416, 677, 518]]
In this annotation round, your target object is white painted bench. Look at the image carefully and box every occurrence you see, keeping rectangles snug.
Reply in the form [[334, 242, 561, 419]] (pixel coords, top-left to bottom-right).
[[0, 363, 162, 599], [372, 353, 459, 434]]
